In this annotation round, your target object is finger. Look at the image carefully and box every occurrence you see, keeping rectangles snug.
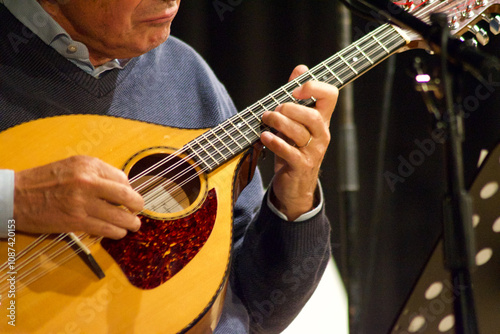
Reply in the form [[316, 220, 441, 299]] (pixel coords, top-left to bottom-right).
[[93, 158, 131, 186], [94, 179, 144, 214], [262, 108, 313, 147], [292, 81, 338, 118], [67, 156, 130, 186], [87, 198, 141, 232], [80, 215, 130, 240], [288, 64, 309, 81], [260, 130, 302, 163]]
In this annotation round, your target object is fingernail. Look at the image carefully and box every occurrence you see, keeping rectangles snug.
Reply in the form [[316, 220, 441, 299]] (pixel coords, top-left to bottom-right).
[[134, 217, 142, 231]]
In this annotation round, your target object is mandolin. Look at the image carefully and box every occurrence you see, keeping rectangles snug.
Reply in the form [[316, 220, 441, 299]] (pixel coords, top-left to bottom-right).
[[0, 1, 496, 333]]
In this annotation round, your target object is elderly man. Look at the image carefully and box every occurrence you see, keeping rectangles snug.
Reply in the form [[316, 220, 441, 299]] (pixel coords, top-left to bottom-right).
[[0, 0, 338, 333]]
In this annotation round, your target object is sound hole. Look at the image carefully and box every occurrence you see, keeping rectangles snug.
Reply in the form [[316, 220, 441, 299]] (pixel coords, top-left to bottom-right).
[[128, 153, 201, 216]]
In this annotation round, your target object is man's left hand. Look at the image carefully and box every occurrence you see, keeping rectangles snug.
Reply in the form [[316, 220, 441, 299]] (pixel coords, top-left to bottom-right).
[[260, 65, 338, 221]]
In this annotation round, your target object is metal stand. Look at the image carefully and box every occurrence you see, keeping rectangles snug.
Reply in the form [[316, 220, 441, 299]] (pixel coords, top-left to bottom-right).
[[432, 14, 479, 334], [336, 3, 362, 333], [390, 142, 500, 333]]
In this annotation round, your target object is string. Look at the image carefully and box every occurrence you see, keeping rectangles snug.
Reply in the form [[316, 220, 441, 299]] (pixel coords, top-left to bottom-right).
[[0, 0, 457, 292], [0, 28, 408, 292], [0, 233, 91, 292], [130, 25, 408, 212]]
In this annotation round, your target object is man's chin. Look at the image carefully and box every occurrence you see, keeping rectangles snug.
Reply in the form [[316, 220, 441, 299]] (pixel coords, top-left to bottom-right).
[[132, 29, 172, 55]]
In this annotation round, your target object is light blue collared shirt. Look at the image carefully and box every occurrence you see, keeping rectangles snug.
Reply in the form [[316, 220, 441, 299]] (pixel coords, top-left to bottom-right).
[[0, 170, 14, 237]]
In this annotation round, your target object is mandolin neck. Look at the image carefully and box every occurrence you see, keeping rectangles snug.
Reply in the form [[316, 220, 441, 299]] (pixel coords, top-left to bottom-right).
[[186, 23, 408, 172]]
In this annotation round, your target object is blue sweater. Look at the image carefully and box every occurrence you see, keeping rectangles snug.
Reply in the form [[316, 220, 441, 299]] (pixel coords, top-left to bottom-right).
[[0, 6, 331, 333]]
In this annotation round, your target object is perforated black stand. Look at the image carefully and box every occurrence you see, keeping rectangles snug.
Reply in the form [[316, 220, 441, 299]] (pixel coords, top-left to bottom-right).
[[390, 143, 500, 333]]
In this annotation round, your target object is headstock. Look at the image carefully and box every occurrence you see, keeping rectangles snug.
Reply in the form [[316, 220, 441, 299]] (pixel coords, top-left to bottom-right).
[[391, 0, 500, 51]]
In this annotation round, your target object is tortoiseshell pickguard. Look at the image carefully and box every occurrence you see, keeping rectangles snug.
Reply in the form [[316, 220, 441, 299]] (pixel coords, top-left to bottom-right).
[[101, 189, 217, 290]]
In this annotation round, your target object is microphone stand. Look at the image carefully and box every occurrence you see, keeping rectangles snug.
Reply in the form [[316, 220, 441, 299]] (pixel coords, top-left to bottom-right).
[[336, 3, 362, 334], [347, 1, 500, 332], [434, 15, 479, 334]]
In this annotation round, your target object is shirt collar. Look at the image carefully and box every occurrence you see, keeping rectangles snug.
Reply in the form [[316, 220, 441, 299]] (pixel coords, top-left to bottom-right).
[[1, 0, 128, 78]]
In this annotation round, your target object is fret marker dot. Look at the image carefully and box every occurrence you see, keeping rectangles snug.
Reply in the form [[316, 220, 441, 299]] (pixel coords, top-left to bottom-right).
[[352, 56, 358, 62]]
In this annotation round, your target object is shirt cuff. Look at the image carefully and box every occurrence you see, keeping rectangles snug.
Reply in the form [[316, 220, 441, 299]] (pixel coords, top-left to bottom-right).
[[266, 180, 324, 222], [0, 169, 15, 238]]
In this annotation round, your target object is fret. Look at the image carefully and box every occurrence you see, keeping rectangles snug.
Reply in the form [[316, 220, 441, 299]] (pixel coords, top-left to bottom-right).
[[194, 137, 219, 167], [257, 101, 269, 112], [203, 129, 227, 161], [270, 94, 281, 106], [227, 118, 252, 145], [220, 123, 243, 150], [307, 72, 319, 81], [260, 96, 279, 111], [236, 113, 260, 138], [293, 78, 302, 87], [247, 107, 263, 122], [372, 35, 390, 54], [280, 87, 297, 103], [339, 54, 358, 75], [355, 45, 374, 64], [213, 128, 235, 155], [185, 141, 211, 171], [321, 62, 343, 85], [343, 46, 372, 74]]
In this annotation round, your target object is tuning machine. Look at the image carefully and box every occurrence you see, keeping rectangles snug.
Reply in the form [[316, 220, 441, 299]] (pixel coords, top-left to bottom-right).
[[459, 36, 479, 48], [467, 24, 489, 45], [481, 13, 500, 35]]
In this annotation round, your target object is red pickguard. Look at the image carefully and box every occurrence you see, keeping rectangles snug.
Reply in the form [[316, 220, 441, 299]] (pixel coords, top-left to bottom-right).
[[101, 188, 217, 290]]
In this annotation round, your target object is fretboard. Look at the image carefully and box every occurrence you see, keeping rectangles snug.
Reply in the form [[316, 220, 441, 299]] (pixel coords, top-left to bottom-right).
[[186, 23, 408, 172]]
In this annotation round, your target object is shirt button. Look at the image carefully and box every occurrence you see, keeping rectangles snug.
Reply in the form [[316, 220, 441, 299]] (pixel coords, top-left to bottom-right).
[[67, 44, 78, 53]]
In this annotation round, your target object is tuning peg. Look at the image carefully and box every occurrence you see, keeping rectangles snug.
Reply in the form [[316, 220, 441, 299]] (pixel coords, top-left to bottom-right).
[[467, 24, 489, 45], [481, 13, 500, 35], [449, 15, 459, 30], [460, 36, 479, 48], [462, 4, 474, 19]]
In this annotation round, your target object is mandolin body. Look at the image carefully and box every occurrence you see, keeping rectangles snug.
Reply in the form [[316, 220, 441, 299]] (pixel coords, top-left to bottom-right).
[[0, 115, 260, 334]]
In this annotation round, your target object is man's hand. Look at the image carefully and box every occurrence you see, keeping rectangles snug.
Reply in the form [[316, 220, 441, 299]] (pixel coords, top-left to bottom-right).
[[14, 155, 144, 239], [260, 65, 338, 221]]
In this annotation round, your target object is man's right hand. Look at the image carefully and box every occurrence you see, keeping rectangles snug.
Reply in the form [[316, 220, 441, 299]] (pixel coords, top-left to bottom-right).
[[14, 155, 144, 240]]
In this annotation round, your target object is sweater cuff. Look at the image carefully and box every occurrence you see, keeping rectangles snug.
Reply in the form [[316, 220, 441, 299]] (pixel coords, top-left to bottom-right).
[[266, 180, 324, 222], [0, 169, 15, 238], [259, 192, 331, 258]]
